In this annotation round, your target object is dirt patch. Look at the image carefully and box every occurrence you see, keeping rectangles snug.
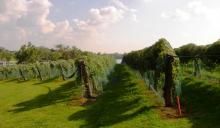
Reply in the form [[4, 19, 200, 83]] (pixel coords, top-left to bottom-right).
[[80, 98, 97, 106], [67, 97, 97, 106], [159, 106, 187, 119]]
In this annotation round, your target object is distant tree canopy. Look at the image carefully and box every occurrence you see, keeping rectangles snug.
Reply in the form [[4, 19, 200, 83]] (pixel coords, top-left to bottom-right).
[[15, 42, 82, 64], [174, 43, 207, 63], [175, 40, 220, 65], [206, 40, 220, 64], [123, 38, 178, 73], [122, 38, 179, 107], [55, 44, 81, 60], [0, 47, 15, 61], [1, 38, 220, 65]]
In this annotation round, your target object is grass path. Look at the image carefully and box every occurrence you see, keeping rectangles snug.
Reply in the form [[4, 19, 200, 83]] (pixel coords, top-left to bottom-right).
[[182, 77, 220, 128], [0, 64, 192, 128], [68, 64, 192, 128]]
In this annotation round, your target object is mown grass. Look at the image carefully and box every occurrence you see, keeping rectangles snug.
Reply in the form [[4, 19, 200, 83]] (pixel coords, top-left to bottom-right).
[[0, 64, 194, 128], [68, 64, 191, 128], [181, 77, 220, 128], [178, 64, 220, 128], [0, 79, 84, 128]]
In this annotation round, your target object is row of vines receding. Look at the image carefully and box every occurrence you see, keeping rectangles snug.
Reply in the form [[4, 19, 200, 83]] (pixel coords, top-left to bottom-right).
[[0, 53, 116, 98], [122, 38, 180, 107]]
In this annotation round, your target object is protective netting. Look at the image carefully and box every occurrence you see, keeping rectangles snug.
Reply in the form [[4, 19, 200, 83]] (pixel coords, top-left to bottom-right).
[[143, 70, 164, 101], [141, 64, 182, 104], [137, 58, 207, 110], [122, 38, 180, 106], [180, 58, 220, 84], [79, 54, 116, 94], [0, 54, 116, 98], [0, 59, 77, 81], [193, 59, 201, 77]]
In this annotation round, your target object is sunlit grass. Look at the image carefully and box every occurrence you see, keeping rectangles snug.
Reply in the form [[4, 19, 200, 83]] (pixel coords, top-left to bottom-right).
[[1, 64, 213, 128]]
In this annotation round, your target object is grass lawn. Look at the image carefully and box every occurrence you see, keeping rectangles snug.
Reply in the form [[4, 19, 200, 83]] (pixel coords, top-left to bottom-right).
[[182, 77, 220, 128], [0, 64, 202, 128]]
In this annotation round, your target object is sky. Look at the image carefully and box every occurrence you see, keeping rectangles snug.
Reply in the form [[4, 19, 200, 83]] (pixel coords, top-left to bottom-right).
[[0, 0, 220, 53]]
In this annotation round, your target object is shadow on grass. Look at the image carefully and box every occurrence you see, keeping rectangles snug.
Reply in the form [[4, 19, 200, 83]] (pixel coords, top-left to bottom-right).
[[5, 79, 18, 82], [33, 77, 59, 85], [68, 64, 155, 128], [182, 77, 220, 128], [9, 80, 81, 113]]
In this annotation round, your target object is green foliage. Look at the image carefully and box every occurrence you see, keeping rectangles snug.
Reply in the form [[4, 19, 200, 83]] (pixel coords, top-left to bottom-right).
[[181, 74, 220, 128], [0, 52, 116, 95], [175, 43, 207, 63], [16, 42, 41, 63], [77, 52, 116, 92], [122, 38, 180, 106], [0, 65, 191, 128], [123, 38, 178, 72], [0, 47, 15, 61], [175, 40, 220, 66], [0, 60, 76, 81], [206, 40, 220, 64], [15, 43, 82, 64], [55, 44, 82, 60]]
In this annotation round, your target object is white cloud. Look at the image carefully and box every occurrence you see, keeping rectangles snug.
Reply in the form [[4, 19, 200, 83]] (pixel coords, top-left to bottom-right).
[[112, 0, 128, 10], [129, 9, 139, 22], [161, 9, 190, 21], [161, 0, 220, 23], [71, 0, 139, 46], [187, 1, 220, 24], [0, 0, 55, 34], [89, 6, 124, 26], [142, 0, 152, 3], [0, 0, 27, 23], [111, 0, 139, 22], [188, 1, 207, 15], [0, 0, 138, 52]]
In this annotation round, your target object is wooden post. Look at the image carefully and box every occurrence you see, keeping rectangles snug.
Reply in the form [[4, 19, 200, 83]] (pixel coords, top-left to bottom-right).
[[36, 65, 43, 81], [19, 68, 26, 80], [193, 58, 201, 77], [154, 70, 160, 91], [59, 64, 66, 80], [5, 70, 8, 80], [163, 55, 174, 107], [176, 96, 182, 116], [78, 60, 92, 98], [32, 67, 37, 79]]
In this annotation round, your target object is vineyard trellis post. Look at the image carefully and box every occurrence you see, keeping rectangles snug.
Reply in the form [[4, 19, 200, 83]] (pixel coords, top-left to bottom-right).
[[59, 64, 66, 80], [163, 55, 175, 107], [78, 60, 93, 98], [193, 58, 201, 77], [154, 70, 160, 91], [19, 68, 26, 80], [36, 65, 43, 81]]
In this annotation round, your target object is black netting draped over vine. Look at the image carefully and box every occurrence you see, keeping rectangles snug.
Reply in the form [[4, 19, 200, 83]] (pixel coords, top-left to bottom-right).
[[0, 54, 116, 98], [179, 57, 220, 85], [77, 54, 116, 95], [0, 59, 77, 80], [122, 38, 180, 106]]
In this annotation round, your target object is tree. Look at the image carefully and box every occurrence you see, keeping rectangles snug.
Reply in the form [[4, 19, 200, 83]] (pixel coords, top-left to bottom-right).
[[16, 42, 42, 63], [123, 38, 179, 107], [175, 43, 207, 63], [55, 44, 81, 60], [206, 40, 220, 64], [0, 47, 15, 61]]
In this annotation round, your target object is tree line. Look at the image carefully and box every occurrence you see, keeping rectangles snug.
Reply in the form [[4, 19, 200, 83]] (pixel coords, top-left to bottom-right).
[[175, 39, 220, 66], [0, 42, 83, 64], [0, 39, 220, 65]]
